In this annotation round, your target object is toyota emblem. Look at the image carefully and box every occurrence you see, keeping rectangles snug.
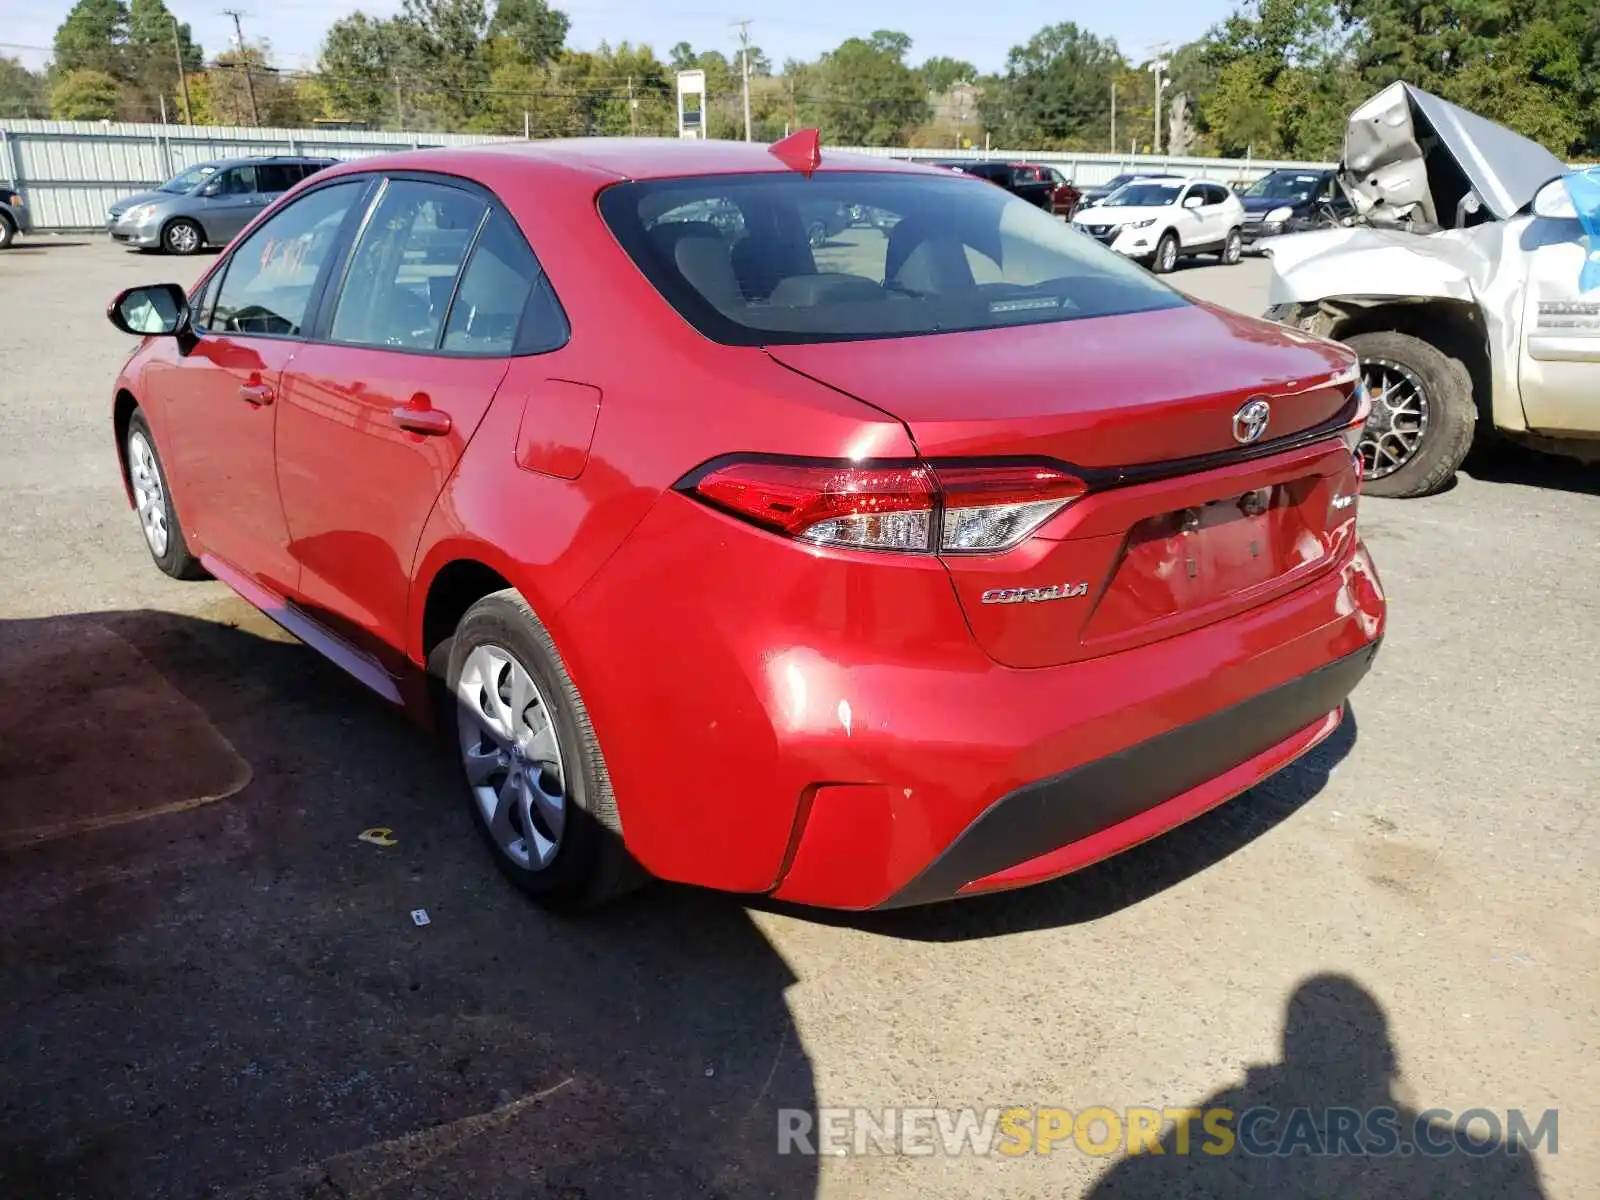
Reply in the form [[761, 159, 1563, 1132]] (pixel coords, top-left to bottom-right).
[[1232, 397, 1272, 444]]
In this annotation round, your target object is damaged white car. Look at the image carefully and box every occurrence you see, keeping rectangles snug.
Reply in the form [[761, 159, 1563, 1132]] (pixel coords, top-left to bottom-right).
[[1263, 82, 1600, 497]]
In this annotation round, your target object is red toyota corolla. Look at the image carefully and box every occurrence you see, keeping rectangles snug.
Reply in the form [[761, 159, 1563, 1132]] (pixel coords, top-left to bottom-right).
[[107, 133, 1384, 910]]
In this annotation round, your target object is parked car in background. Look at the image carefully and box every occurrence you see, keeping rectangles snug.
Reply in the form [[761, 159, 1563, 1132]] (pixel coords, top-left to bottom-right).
[[107, 155, 337, 254], [1266, 82, 1600, 497], [105, 133, 1382, 911], [1239, 168, 1352, 245], [1072, 177, 1247, 272], [0, 187, 29, 249], [1076, 172, 1181, 210], [928, 161, 1080, 216]]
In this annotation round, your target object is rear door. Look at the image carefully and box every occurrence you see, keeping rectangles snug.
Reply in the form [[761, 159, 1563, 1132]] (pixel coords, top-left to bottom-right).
[[1197, 183, 1233, 244], [254, 162, 301, 209], [274, 176, 561, 665]]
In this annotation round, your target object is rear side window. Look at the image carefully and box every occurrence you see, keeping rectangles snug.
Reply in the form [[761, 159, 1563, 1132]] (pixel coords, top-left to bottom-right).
[[600, 171, 1185, 346], [256, 164, 300, 193], [211, 181, 365, 336], [442, 208, 565, 354], [330, 179, 488, 349]]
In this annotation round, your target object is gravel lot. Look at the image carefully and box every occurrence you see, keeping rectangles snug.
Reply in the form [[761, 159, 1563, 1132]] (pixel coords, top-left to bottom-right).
[[1, 237, 1596, 1199]]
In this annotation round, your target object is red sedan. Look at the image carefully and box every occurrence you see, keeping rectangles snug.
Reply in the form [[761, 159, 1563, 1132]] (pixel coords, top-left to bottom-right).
[[107, 132, 1384, 910]]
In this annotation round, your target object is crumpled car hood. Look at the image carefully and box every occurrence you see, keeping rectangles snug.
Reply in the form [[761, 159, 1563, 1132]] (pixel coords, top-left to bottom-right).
[[1342, 82, 1568, 228]]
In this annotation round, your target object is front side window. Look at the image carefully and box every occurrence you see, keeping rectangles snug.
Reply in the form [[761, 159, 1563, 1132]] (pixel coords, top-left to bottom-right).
[[600, 170, 1185, 346], [217, 166, 257, 196], [211, 181, 365, 337], [330, 179, 487, 349]]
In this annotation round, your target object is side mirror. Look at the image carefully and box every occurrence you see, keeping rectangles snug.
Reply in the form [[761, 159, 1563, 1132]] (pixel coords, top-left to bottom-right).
[[1183, 195, 1204, 209], [108, 283, 191, 337], [1531, 176, 1577, 219], [200, 179, 222, 197]]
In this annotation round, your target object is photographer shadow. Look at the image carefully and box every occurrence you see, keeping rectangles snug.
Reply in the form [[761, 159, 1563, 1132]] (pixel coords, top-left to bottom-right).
[[1089, 974, 1549, 1198]]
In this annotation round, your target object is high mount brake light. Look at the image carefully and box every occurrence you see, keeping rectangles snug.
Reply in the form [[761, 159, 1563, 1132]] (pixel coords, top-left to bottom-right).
[[685, 459, 1086, 554]]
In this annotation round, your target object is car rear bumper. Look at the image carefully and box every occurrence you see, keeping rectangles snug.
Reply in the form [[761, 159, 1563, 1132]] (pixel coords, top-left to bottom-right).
[[558, 489, 1386, 908], [878, 640, 1376, 907]]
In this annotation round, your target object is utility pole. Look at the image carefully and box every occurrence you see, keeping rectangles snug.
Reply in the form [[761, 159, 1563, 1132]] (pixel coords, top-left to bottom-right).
[[1150, 47, 1170, 156], [733, 18, 752, 142], [221, 10, 260, 126], [627, 75, 636, 135], [1109, 80, 1116, 153], [393, 71, 404, 129], [171, 14, 193, 123]]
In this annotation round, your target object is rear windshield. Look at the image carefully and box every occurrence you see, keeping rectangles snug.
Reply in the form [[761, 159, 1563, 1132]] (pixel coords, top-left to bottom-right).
[[599, 171, 1186, 346]]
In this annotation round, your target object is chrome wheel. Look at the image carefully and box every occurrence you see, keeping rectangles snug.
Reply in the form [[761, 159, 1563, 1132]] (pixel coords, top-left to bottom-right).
[[127, 430, 169, 557], [1158, 235, 1177, 272], [164, 221, 199, 254], [1358, 357, 1431, 479], [455, 643, 566, 870], [1222, 229, 1242, 265]]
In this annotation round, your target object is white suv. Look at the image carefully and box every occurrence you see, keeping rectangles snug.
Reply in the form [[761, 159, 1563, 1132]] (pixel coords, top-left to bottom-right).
[[1071, 177, 1246, 273]]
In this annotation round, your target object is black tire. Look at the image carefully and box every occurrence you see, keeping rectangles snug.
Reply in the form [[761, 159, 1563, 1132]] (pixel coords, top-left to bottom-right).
[[1219, 227, 1243, 265], [161, 217, 204, 255], [1345, 330, 1476, 499], [125, 410, 206, 579], [0, 212, 15, 249], [807, 220, 828, 248], [1151, 231, 1179, 274], [443, 589, 643, 910]]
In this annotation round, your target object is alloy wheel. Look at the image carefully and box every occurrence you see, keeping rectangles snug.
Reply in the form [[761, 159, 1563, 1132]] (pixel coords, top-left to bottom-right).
[[455, 643, 567, 870], [128, 430, 169, 557], [1358, 357, 1431, 479], [1159, 237, 1177, 272]]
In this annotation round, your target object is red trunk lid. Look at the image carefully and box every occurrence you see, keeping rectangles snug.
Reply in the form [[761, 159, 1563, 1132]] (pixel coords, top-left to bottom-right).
[[767, 303, 1364, 667]]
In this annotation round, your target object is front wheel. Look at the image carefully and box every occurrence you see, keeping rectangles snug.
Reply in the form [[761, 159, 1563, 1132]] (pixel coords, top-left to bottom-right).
[[1151, 231, 1179, 274], [1219, 227, 1243, 265], [161, 218, 203, 255], [445, 590, 643, 910], [0, 212, 15, 250], [126, 411, 206, 579], [1344, 330, 1476, 498]]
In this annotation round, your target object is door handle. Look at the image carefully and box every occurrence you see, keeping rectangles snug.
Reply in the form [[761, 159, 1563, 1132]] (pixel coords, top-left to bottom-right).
[[239, 382, 274, 406], [390, 406, 452, 436]]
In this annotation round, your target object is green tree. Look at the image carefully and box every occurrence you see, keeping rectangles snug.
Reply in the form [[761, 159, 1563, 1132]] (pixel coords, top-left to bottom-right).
[[981, 22, 1123, 149], [487, 0, 568, 66], [50, 67, 123, 119], [920, 55, 976, 93], [798, 31, 926, 145], [124, 0, 201, 118], [0, 56, 50, 118], [318, 13, 415, 127], [52, 0, 130, 78]]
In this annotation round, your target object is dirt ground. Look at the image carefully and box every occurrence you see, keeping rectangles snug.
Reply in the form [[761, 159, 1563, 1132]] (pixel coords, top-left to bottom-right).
[[0, 236, 1596, 1199]]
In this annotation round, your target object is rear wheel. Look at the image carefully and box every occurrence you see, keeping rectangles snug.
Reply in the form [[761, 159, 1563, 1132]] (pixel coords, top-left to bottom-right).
[[1219, 227, 1243, 265], [0, 212, 15, 249], [126, 410, 205, 579], [1151, 231, 1179, 274], [161, 218, 203, 255], [445, 589, 643, 910], [1344, 330, 1476, 498]]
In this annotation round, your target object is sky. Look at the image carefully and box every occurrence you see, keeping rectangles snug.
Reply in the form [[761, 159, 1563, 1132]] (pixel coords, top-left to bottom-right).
[[7, 0, 1237, 77]]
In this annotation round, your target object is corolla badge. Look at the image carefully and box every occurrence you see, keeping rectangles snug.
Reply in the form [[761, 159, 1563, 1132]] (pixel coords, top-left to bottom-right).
[[1232, 397, 1272, 445], [981, 582, 1089, 605]]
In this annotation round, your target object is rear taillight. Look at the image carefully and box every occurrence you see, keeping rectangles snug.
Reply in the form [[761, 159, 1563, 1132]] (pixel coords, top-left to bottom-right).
[[684, 458, 1084, 555]]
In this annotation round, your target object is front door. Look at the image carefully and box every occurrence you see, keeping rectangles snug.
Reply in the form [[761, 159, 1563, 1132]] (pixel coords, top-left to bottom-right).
[[1518, 193, 1600, 434], [162, 178, 372, 595], [199, 163, 265, 244], [276, 179, 550, 665]]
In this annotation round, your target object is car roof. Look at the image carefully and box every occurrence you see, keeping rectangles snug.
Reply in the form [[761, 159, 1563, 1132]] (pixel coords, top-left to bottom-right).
[[196, 154, 337, 169], [323, 139, 943, 186]]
